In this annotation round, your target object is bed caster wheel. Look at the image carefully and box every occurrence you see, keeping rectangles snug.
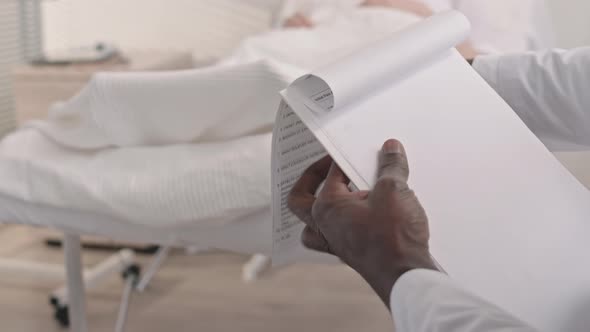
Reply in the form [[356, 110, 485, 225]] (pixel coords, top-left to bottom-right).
[[49, 295, 69, 327], [121, 264, 141, 285], [53, 305, 70, 327], [54, 305, 69, 327]]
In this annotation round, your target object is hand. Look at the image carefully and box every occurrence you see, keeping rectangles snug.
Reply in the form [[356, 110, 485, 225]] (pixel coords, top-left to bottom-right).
[[283, 13, 314, 28], [457, 41, 481, 59], [288, 139, 438, 306], [362, 0, 434, 17]]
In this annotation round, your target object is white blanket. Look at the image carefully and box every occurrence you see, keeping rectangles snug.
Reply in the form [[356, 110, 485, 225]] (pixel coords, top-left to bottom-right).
[[29, 60, 292, 149], [0, 7, 421, 227], [0, 129, 272, 227]]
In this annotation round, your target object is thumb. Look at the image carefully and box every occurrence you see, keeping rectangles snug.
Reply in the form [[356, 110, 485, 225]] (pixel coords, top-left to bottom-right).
[[376, 139, 410, 191]]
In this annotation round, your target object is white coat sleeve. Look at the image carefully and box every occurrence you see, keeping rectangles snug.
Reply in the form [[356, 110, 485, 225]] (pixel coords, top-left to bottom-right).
[[390, 270, 538, 332], [473, 47, 590, 151]]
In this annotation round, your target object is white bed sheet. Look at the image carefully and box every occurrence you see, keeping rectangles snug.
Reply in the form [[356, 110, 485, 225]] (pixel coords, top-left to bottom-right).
[[0, 193, 272, 255], [0, 129, 273, 228]]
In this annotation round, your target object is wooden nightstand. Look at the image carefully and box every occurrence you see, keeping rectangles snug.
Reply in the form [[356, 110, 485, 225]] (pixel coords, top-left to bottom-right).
[[12, 51, 194, 125]]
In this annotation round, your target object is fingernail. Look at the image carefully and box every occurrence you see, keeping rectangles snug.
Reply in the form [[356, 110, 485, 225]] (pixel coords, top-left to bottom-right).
[[382, 139, 403, 153]]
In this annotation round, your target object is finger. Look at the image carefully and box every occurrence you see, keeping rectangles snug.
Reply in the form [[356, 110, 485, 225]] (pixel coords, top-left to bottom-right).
[[292, 155, 332, 196], [323, 162, 351, 193], [376, 139, 410, 193], [301, 226, 331, 254], [288, 155, 332, 224], [355, 190, 370, 200]]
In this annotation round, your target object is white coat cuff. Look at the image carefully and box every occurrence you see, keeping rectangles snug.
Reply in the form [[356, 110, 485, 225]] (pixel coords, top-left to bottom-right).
[[389, 269, 447, 313], [389, 269, 538, 332]]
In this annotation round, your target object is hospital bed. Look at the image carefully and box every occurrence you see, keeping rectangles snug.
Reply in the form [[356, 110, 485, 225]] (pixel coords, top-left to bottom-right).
[[0, 116, 276, 326], [0, 102, 277, 331], [0, 1, 289, 332]]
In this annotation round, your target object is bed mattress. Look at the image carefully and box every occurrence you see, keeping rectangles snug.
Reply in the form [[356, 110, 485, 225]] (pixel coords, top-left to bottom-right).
[[0, 193, 272, 255]]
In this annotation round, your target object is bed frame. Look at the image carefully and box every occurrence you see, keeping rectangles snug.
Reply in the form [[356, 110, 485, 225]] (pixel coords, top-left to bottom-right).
[[0, 225, 272, 332]]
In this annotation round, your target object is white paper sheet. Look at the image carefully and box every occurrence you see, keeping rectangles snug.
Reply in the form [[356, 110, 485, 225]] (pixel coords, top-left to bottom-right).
[[272, 11, 590, 331]]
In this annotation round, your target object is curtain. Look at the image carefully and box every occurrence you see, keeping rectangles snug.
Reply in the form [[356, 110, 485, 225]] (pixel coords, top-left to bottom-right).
[[0, 0, 42, 137]]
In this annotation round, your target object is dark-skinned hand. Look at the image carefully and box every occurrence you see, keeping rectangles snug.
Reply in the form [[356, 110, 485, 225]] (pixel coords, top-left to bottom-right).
[[288, 139, 438, 306]]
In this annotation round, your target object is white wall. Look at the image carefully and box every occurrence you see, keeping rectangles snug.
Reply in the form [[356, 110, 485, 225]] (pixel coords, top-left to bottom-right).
[[41, 0, 590, 58], [547, 0, 590, 47], [41, 0, 282, 59]]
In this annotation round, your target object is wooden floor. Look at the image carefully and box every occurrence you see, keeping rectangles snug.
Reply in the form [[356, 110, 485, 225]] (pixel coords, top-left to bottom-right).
[[0, 226, 392, 332]]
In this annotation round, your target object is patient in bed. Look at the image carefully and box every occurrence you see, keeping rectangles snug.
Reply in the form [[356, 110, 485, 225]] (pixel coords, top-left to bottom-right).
[[280, 0, 550, 58], [222, 0, 549, 71]]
